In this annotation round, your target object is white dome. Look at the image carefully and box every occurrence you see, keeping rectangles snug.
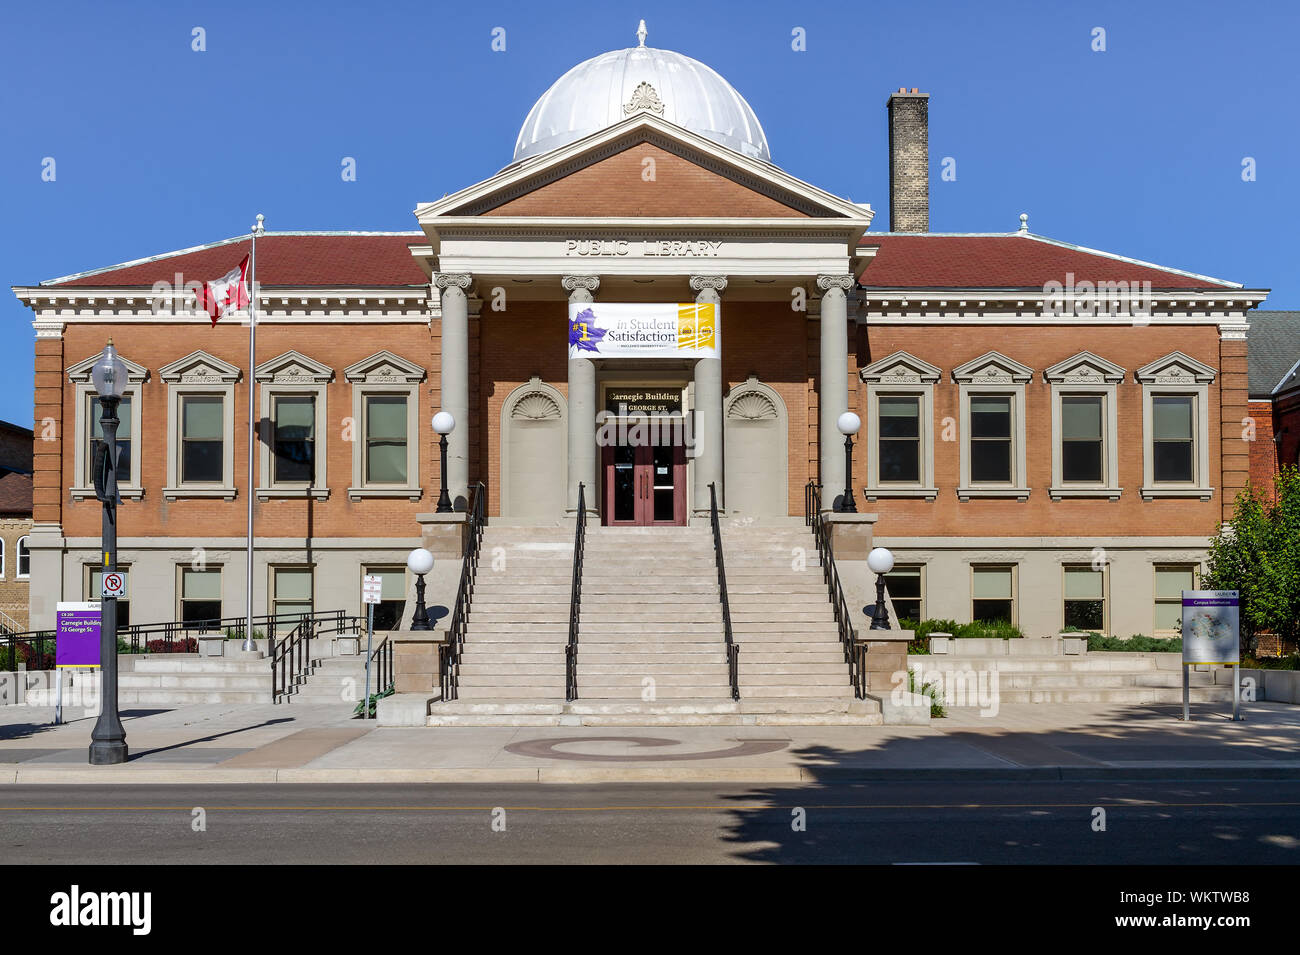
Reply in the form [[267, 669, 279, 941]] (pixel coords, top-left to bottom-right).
[[513, 23, 770, 164]]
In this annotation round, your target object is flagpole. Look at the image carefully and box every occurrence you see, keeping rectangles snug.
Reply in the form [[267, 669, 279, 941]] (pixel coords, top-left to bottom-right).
[[243, 213, 264, 652]]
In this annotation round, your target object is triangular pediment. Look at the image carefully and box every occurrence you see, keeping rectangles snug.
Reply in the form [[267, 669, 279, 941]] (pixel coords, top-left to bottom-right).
[[343, 350, 426, 384], [417, 113, 872, 223], [951, 351, 1034, 384], [860, 351, 942, 385], [67, 352, 149, 384], [255, 350, 334, 383], [1043, 351, 1126, 384], [158, 350, 241, 383], [1135, 351, 1217, 384]]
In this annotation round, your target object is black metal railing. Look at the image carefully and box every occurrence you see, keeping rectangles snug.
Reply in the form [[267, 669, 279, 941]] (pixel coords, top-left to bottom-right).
[[438, 482, 487, 701], [806, 481, 867, 698], [1, 630, 56, 672], [566, 482, 587, 702], [270, 615, 315, 703], [370, 635, 394, 696], [708, 482, 740, 700]]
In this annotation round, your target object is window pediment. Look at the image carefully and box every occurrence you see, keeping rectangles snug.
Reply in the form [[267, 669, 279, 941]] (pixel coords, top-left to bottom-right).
[[1135, 351, 1216, 385], [344, 350, 426, 384], [860, 351, 941, 385], [1044, 351, 1126, 385], [67, 352, 149, 384], [159, 350, 241, 384], [255, 350, 334, 384], [951, 351, 1033, 385]]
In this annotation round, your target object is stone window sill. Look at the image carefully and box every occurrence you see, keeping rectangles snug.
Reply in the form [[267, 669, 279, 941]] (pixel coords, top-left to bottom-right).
[[957, 486, 1030, 501], [71, 487, 144, 501], [864, 486, 937, 501], [1140, 486, 1214, 501], [162, 486, 237, 501], [1049, 486, 1122, 501], [348, 486, 423, 502], [256, 487, 330, 501]]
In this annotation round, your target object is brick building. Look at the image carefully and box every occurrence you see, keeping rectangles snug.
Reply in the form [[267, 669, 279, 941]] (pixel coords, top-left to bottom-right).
[[11, 28, 1269, 640], [1246, 311, 1300, 495]]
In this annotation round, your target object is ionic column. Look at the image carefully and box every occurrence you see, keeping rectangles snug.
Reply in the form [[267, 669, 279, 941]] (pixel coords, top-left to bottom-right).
[[690, 275, 727, 517], [435, 272, 472, 509], [564, 275, 600, 516], [817, 274, 854, 510]]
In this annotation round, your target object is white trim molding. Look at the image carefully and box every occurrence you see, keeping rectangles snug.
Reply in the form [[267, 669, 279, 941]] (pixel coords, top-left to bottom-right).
[[952, 351, 1033, 501], [1135, 351, 1216, 500], [255, 351, 333, 501], [159, 351, 240, 501], [67, 351, 149, 500], [1043, 351, 1125, 500], [345, 351, 426, 501], [859, 351, 940, 500]]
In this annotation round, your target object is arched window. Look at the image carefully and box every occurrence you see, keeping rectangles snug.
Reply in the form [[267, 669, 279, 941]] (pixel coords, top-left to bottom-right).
[[16, 536, 29, 579]]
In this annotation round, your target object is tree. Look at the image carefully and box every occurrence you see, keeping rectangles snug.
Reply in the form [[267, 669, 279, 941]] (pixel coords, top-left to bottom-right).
[[1204, 466, 1300, 655]]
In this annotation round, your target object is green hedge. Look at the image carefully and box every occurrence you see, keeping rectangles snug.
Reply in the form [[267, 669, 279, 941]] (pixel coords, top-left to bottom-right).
[[1086, 633, 1182, 653], [1244, 654, 1300, 671], [901, 618, 1024, 653]]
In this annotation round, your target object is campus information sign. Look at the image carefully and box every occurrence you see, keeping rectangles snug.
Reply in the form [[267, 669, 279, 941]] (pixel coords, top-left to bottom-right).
[[1181, 590, 1240, 665], [569, 302, 719, 359], [55, 601, 101, 668]]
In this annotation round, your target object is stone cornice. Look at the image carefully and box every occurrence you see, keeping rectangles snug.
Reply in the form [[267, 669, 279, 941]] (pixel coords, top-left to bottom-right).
[[433, 272, 472, 291], [689, 275, 728, 293], [816, 274, 854, 293], [561, 275, 601, 292]]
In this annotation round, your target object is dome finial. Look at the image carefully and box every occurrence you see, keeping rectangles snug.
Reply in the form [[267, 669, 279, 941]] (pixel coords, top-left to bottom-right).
[[636, 19, 647, 48]]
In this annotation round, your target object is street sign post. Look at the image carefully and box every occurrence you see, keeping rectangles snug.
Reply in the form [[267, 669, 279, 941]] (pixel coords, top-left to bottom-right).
[[1180, 590, 1242, 722], [362, 575, 381, 719]]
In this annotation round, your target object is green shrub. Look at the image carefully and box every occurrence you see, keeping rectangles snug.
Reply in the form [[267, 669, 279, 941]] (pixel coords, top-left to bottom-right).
[[1087, 633, 1182, 653], [953, 619, 1023, 640], [902, 618, 1024, 650], [1244, 654, 1299, 670], [353, 685, 396, 719], [907, 669, 946, 718]]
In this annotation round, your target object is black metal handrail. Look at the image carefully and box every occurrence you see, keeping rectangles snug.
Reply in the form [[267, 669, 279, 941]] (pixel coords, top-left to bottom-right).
[[806, 481, 867, 698], [1, 630, 56, 672], [270, 615, 315, 703], [565, 482, 587, 702], [708, 482, 740, 700], [370, 635, 394, 696], [438, 482, 486, 701]]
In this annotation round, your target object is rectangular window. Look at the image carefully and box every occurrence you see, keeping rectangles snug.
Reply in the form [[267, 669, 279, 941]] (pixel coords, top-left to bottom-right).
[[180, 567, 223, 627], [181, 394, 224, 484], [1061, 395, 1103, 483], [273, 394, 316, 483], [88, 566, 131, 632], [972, 565, 1015, 624], [1152, 395, 1194, 483], [1154, 564, 1197, 636], [969, 396, 1012, 483], [884, 564, 924, 623], [878, 396, 920, 482], [363, 566, 407, 631], [365, 395, 408, 484], [88, 394, 133, 486], [272, 567, 313, 633], [1063, 565, 1105, 632]]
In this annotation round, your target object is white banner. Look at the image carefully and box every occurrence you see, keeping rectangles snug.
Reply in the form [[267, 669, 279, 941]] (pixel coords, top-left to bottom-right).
[[568, 302, 719, 359]]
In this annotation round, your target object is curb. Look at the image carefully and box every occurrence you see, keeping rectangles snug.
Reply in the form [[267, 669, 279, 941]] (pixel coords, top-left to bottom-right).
[[3, 764, 1299, 785]]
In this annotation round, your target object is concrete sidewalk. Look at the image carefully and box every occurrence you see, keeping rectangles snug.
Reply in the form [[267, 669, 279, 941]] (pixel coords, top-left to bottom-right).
[[1, 700, 1298, 784]]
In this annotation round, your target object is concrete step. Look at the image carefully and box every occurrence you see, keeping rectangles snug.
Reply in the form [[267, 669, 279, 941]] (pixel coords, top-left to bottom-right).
[[574, 652, 728, 665], [574, 670, 730, 685], [576, 685, 734, 699], [972, 687, 1234, 704], [456, 686, 566, 700], [132, 659, 269, 674], [118, 690, 272, 705], [120, 674, 270, 690]]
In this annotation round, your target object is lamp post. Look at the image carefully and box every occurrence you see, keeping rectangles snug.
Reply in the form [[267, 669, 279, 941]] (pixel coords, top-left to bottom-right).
[[432, 411, 455, 513], [836, 411, 861, 513], [867, 546, 895, 631], [89, 341, 129, 765], [407, 548, 434, 631]]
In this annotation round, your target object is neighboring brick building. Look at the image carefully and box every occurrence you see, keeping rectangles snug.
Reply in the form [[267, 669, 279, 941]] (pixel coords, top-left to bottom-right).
[[10, 28, 1271, 639], [0, 469, 32, 631]]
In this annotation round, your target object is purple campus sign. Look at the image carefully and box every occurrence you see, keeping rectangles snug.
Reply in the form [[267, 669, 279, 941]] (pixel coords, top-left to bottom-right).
[[55, 602, 101, 667]]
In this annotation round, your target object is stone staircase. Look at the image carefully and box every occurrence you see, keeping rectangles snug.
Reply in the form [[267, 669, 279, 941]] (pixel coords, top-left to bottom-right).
[[912, 640, 1236, 705], [426, 521, 879, 726], [118, 656, 272, 705]]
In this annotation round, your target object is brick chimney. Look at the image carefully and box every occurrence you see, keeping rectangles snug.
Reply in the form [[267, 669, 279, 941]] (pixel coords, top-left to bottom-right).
[[887, 88, 930, 233]]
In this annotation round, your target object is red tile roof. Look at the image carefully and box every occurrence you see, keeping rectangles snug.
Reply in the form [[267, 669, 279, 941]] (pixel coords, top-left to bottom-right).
[[46, 234, 428, 288], [857, 234, 1238, 291], [0, 472, 32, 516]]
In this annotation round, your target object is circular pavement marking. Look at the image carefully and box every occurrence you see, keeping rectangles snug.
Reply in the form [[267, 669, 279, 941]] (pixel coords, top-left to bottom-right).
[[504, 736, 789, 762]]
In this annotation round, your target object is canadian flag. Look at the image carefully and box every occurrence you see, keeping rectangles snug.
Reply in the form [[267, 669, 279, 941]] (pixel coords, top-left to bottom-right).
[[196, 254, 250, 326]]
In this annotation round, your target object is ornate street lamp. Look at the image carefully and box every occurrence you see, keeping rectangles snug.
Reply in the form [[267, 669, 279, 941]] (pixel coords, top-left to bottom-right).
[[407, 548, 434, 631], [89, 341, 129, 765], [432, 411, 455, 513], [867, 546, 895, 631], [836, 411, 861, 513]]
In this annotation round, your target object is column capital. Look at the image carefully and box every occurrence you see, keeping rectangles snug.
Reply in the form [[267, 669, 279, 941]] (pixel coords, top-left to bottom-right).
[[816, 274, 854, 293], [689, 275, 728, 295], [562, 275, 601, 294], [434, 272, 472, 291]]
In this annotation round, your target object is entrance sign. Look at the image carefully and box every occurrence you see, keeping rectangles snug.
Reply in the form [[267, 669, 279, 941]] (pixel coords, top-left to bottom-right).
[[362, 575, 383, 605], [569, 302, 719, 359], [604, 388, 683, 415], [1181, 590, 1240, 665], [100, 572, 127, 598], [1179, 590, 1242, 722], [56, 601, 102, 668]]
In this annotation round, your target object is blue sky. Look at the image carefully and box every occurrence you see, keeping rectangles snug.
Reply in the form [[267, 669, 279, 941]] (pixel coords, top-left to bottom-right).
[[2, 0, 1296, 426]]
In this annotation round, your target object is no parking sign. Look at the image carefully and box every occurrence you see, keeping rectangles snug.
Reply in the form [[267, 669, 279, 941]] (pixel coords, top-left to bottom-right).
[[100, 572, 127, 598]]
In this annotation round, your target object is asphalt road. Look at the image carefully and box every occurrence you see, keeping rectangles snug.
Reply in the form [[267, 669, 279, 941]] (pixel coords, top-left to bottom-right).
[[0, 780, 1297, 865]]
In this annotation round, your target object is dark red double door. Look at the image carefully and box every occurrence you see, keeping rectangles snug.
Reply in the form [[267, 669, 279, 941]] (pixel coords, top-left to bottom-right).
[[602, 440, 687, 526]]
